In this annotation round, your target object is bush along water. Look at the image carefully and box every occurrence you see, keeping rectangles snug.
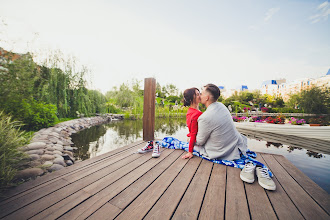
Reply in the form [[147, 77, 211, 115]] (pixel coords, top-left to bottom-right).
[[0, 112, 29, 192]]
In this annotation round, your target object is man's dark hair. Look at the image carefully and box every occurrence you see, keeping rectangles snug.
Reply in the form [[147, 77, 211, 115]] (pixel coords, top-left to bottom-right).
[[204, 84, 220, 101], [183, 87, 200, 106]]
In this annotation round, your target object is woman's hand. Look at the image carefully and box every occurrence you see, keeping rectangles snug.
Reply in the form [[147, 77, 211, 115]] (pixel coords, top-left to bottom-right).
[[187, 137, 190, 142], [182, 152, 193, 159]]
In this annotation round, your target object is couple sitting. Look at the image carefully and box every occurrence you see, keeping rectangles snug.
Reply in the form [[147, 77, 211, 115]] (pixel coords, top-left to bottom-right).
[[139, 84, 275, 190]]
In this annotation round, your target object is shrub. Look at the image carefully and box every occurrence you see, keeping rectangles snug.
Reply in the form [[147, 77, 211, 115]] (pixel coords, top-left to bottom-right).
[[0, 112, 29, 191], [18, 99, 58, 131]]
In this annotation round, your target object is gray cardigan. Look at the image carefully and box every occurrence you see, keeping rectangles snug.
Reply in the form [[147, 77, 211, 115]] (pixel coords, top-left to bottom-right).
[[195, 102, 247, 161]]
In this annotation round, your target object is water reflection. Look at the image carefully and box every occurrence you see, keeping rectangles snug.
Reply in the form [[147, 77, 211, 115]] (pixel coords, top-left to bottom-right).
[[71, 118, 187, 160]]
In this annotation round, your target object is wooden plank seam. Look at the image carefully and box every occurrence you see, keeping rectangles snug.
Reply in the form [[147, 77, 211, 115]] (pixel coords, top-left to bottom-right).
[[273, 155, 330, 216], [112, 152, 192, 219], [196, 163, 214, 219], [84, 148, 177, 219], [260, 154, 306, 218], [169, 159, 203, 219], [1, 149, 147, 219], [0, 141, 144, 203]]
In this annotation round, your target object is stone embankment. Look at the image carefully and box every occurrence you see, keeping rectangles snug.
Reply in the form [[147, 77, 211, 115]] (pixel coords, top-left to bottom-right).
[[15, 115, 122, 181]]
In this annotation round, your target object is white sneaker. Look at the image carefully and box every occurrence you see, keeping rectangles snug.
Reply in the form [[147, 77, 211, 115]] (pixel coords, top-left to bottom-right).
[[152, 141, 161, 158], [240, 162, 256, 183], [138, 141, 153, 153], [256, 167, 276, 190]]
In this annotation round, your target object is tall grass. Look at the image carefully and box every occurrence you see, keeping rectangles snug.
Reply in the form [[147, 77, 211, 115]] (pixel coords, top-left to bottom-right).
[[0, 112, 29, 192]]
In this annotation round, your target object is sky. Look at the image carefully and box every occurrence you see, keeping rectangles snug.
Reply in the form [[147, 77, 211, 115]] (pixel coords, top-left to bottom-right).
[[0, 0, 329, 93]]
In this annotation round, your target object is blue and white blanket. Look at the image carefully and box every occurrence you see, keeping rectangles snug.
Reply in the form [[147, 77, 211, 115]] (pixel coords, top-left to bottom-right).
[[160, 137, 273, 177]]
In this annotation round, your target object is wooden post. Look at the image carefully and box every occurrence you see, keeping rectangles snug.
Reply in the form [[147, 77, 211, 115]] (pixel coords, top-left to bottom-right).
[[143, 78, 156, 141]]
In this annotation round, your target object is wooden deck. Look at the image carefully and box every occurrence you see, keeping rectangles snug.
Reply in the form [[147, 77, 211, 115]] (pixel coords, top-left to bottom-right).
[[0, 141, 329, 220]]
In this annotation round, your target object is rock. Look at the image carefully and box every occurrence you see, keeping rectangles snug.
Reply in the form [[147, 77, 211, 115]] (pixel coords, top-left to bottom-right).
[[53, 150, 62, 156], [46, 147, 55, 151], [62, 154, 74, 162], [61, 140, 73, 146], [56, 140, 64, 145], [49, 164, 64, 171], [54, 145, 63, 151], [41, 154, 55, 161], [29, 154, 40, 160], [65, 160, 73, 166], [63, 150, 73, 157], [25, 142, 46, 150], [64, 146, 73, 151], [28, 160, 42, 167], [53, 158, 66, 166], [49, 132, 60, 137], [49, 138, 58, 144], [43, 161, 53, 166], [15, 168, 44, 180], [26, 149, 44, 155], [44, 151, 55, 155], [54, 144, 63, 148], [32, 135, 48, 141], [54, 155, 64, 160]]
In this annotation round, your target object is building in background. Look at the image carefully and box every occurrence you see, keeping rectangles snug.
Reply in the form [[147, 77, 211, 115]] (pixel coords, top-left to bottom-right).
[[260, 69, 330, 101]]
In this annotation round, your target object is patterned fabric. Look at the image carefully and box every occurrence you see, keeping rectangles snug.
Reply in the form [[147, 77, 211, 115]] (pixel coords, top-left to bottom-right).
[[160, 137, 273, 177]]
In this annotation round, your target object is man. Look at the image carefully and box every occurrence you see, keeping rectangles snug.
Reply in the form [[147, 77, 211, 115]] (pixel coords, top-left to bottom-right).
[[182, 84, 247, 160]]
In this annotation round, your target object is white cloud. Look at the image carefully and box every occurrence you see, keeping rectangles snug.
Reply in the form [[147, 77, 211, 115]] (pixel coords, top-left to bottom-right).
[[309, 1, 330, 23], [264, 7, 280, 23]]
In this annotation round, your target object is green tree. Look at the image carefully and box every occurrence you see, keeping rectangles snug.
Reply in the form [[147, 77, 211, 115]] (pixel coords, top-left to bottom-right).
[[299, 87, 330, 114]]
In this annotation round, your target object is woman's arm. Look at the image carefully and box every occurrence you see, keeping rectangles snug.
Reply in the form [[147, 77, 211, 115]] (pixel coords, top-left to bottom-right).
[[188, 118, 198, 153]]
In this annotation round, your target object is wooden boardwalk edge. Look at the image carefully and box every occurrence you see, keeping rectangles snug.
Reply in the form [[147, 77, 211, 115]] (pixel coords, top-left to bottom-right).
[[0, 140, 145, 204], [0, 141, 329, 220]]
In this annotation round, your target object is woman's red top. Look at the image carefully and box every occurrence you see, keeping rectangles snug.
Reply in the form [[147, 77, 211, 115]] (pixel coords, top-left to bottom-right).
[[186, 107, 203, 153]]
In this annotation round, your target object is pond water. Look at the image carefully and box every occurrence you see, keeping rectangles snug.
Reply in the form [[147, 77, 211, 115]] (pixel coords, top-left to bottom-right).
[[71, 118, 330, 193]]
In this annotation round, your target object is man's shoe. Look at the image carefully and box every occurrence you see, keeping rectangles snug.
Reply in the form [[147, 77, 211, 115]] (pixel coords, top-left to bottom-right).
[[138, 141, 153, 153], [152, 141, 161, 158], [256, 167, 276, 190], [240, 162, 256, 183]]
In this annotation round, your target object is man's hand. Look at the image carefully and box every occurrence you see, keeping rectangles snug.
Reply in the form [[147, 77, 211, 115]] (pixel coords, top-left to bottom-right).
[[182, 152, 193, 159]]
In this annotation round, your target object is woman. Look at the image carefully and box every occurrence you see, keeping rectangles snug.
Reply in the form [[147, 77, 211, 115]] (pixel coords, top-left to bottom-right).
[[182, 87, 202, 159]]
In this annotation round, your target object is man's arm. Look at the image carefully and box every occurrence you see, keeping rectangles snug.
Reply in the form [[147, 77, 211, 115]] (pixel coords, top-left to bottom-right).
[[195, 116, 212, 146]]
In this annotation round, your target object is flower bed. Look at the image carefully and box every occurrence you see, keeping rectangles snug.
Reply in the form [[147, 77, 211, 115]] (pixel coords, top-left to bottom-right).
[[289, 117, 306, 125]]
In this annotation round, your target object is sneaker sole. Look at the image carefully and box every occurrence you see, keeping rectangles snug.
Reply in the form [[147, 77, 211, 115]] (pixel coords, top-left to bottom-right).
[[138, 149, 153, 154], [152, 154, 160, 158], [258, 180, 276, 190], [240, 173, 255, 183]]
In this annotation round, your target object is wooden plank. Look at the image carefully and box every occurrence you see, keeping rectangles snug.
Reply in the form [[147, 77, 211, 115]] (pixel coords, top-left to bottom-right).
[[273, 154, 330, 215], [256, 153, 304, 220], [172, 159, 213, 220], [0, 140, 145, 203], [261, 154, 329, 219], [115, 157, 202, 220], [0, 144, 146, 217], [109, 150, 184, 209], [243, 153, 277, 220], [82, 148, 172, 195], [198, 164, 226, 220], [144, 157, 203, 220], [1, 150, 150, 219], [35, 150, 175, 220], [61, 149, 176, 219], [87, 203, 121, 220], [225, 166, 250, 220], [30, 190, 91, 220]]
